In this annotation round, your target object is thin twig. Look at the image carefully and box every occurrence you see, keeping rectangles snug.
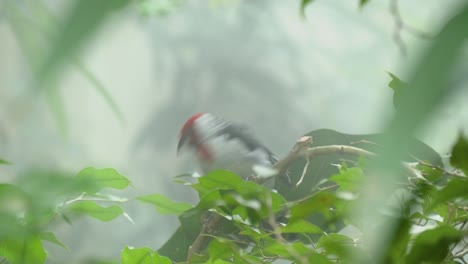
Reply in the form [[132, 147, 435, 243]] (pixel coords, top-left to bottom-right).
[[296, 157, 310, 187], [265, 193, 309, 264], [186, 214, 223, 262]]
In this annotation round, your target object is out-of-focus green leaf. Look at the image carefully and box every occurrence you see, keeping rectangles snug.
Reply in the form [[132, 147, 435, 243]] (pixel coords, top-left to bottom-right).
[[208, 239, 233, 261], [316, 233, 353, 259], [73, 59, 126, 123], [280, 219, 322, 234], [196, 170, 244, 193], [406, 225, 462, 263], [330, 166, 364, 192], [76, 167, 131, 194], [449, 133, 468, 175], [429, 178, 468, 209], [300, 0, 314, 17], [307, 253, 333, 264], [0, 235, 47, 264], [289, 192, 336, 222], [137, 194, 193, 215], [416, 162, 444, 183], [39, 232, 68, 250], [356, 5, 468, 262], [45, 84, 68, 135], [0, 159, 11, 165], [262, 238, 311, 259], [121, 246, 171, 264], [387, 72, 409, 112], [359, 0, 370, 8], [68, 201, 123, 222], [39, 0, 131, 83], [157, 208, 203, 261]]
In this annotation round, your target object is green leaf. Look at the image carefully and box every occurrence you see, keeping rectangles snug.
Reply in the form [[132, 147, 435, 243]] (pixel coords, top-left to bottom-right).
[[406, 225, 462, 263], [316, 233, 353, 259], [137, 194, 193, 215], [280, 219, 322, 234], [68, 201, 123, 221], [449, 133, 468, 175], [198, 170, 244, 192], [0, 159, 11, 165], [330, 166, 364, 192], [39, 0, 131, 84], [39, 232, 68, 250], [73, 59, 125, 124], [208, 239, 233, 261], [76, 167, 131, 193], [307, 253, 333, 264], [0, 235, 47, 264], [429, 178, 468, 209], [416, 162, 444, 183], [300, 0, 314, 17], [387, 72, 409, 112], [121, 246, 171, 264], [359, 0, 370, 8], [289, 192, 336, 222]]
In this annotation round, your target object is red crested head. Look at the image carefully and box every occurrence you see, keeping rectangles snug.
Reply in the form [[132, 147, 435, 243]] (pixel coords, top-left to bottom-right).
[[177, 112, 205, 154], [179, 112, 204, 138]]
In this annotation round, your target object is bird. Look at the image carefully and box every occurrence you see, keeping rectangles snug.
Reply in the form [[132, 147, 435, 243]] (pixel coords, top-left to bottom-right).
[[177, 112, 278, 183]]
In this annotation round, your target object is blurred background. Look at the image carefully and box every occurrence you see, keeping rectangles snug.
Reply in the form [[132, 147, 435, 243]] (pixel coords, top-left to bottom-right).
[[0, 0, 467, 262]]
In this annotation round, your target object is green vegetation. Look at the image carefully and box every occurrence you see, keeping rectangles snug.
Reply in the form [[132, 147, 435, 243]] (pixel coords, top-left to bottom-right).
[[1, 0, 467, 263]]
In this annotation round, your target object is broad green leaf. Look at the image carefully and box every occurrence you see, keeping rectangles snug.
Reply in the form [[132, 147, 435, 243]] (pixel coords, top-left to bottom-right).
[[449, 133, 468, 175], [39, 232, 68, 250], [121, 246, 171, 264], [208, 239, 233, 261], [330, 166, 364, 192], [429, 178, 468, 209], [198, 170, 244, 191], [0, 235, 46, 264], [76, 167, 131, 193], [137, 194, 192, 215], [68, 201, 123, 221], [280, 219, 322, 234], [416, 162, 444, 183], [308, 253, 333, 264], [39, 0, 131, 84], [316, 233, 353, 259], [406, 225, 462, 263], [289, 192, 336, 222], [262, 239, 311, 259], [196, 190, 224, 210], [355, 6, 468, 261]]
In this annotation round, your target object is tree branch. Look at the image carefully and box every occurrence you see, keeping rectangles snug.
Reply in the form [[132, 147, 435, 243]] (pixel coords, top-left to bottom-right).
[[186, 136, 376, 261]]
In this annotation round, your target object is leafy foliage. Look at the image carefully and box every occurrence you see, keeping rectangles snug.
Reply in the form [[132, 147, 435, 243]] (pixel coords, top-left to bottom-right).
[[0, 168, 133, 264], [1, 0, 468, 263]]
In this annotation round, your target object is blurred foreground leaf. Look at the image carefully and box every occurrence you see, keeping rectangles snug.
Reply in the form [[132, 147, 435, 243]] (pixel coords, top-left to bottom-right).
[[0, 235, 46, 264], [137, 194, 193, 215], [406, 226, 462, 263], [121, 246, 171, 264], [68, 201, 124, 222], [0, 159, 11, 165], [449, 133, 468, 175], [76, 167, 131, 194], [39, 0, 131, 83]]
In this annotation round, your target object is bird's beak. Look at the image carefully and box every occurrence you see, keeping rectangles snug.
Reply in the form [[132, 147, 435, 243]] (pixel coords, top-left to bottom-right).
[[177, 131, 189, 155]]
